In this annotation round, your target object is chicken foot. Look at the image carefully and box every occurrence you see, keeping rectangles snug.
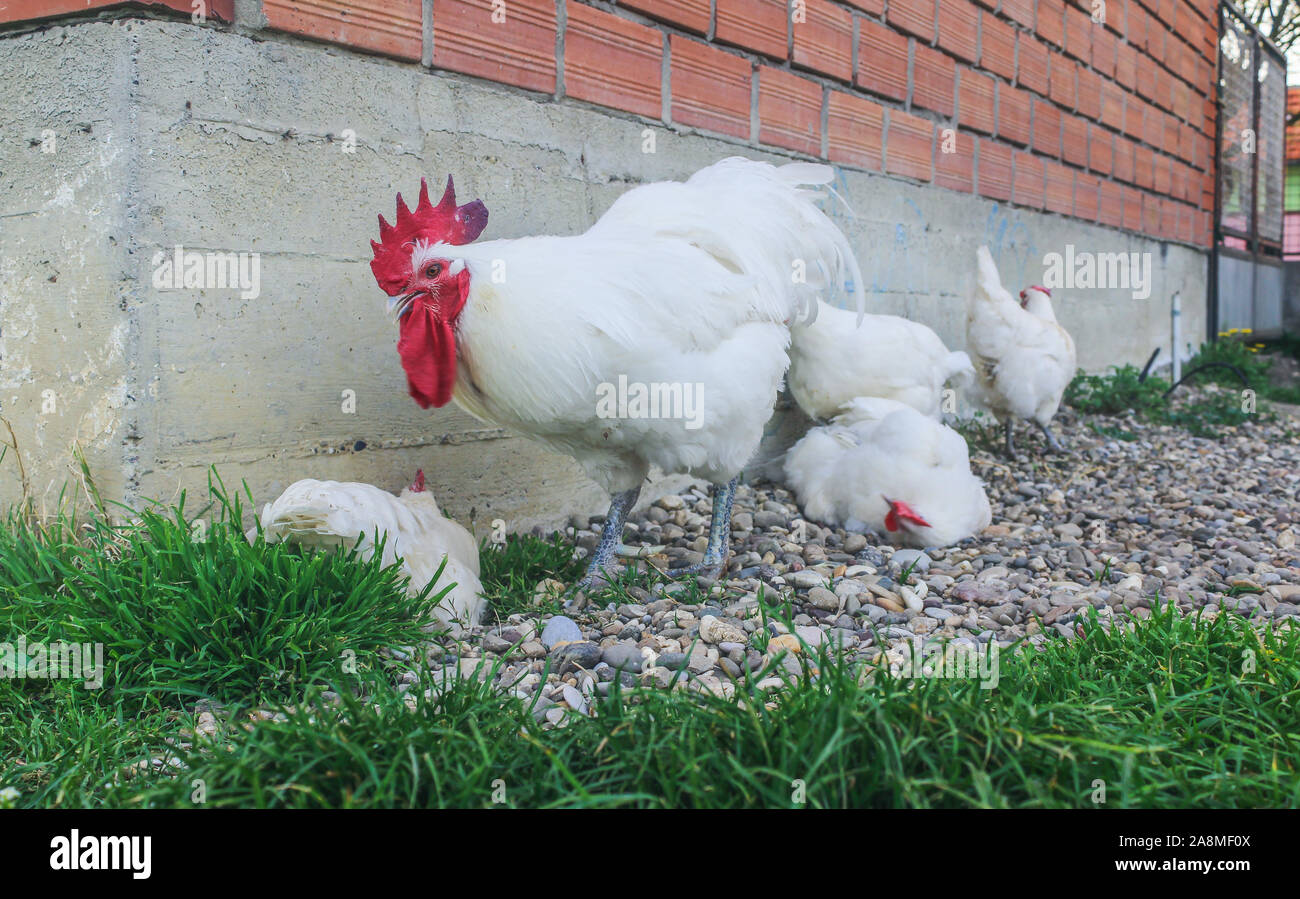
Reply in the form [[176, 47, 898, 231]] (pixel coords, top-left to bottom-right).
[[1035, 420, 1065, 452], [1004, 420, 1017, 460]]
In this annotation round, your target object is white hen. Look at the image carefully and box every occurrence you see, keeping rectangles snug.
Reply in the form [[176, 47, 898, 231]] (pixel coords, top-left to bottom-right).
[[253, 472, 484, 626], [787, 299, 975, 419], [784, 397, 991, 548], [966, 246, 1077, 457]]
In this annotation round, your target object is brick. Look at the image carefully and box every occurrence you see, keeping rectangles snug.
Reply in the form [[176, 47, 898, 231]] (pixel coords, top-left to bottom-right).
[[937, 0, 980, 63], [1100, 80, 1125, 129], [1145, 19, 1166, 58], [827, 90, 884, 170], [913, 43, 956, 117], [1122, 186, 1143, 231], [978, 138, 1014, 200], [1134, 144, 1155, 189], [887, 0, 937, 41], [565, 4, 662, 118], [1136, 53, 1159, 102], [980, 11, 1017, 81], [1153, 152, 1171, 195], [843, 0, 884, 11], [1075, 67, 1101, 120], [1142, 191, 1162, 234], [1115, 41, 1137, 89], [0, 0, 233, 24], [670, 36, 752, 137], [935, 128, 975, 192], [998, 82, 1032, 145], [1141, 101, 1163, 148], [1032, 97, 1062, 157], [1038, 0, 1065, 47], [1062, 113, 1088, 166], [1112, 134, 1135, 182], [758, 67, 823, 154], [433, 0, 556, 92], [1049, 54, 1076, 108], [1124, 95, 1144, 139], [977, 137, 1019, 201], [1044, 159, 1074, 214], [1064, 4, 1093, 64], [1074, 171, 1100, 220], [716, 0, 788, 59], [793, 0, 853, 81], [857, 19, 910, 102], [959, 69, 996, 135], [1003, 0, 1034, 29], [619, 0, 710, 34], [266, 0, 418, 59], [1013, 151, 1045, 209], [886, 109, 934, 181], [1092, 25, 1116, 77], [1127, 3, 1147, 46], [1098, 179, 1123, 227], [1018, 34, 1049, 96], [1088, 124, 1112, 174]]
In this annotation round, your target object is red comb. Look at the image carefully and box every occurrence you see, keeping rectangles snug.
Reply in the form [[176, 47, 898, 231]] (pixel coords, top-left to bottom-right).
[[410, 469, 426, 493], [369, 177, 488, 296], [1019, 285, 1051, 300]]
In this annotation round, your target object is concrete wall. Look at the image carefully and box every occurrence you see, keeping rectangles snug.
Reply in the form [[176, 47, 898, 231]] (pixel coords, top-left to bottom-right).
[[0, 18, 1207, 530]]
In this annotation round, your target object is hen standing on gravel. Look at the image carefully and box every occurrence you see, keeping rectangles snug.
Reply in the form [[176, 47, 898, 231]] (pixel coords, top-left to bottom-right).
[[369, 159, 865, 588], [966, 246, 1077, 458]]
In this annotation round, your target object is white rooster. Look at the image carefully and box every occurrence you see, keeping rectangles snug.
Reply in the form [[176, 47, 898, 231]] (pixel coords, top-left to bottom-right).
[[253, 471, 485, 626], [966, 246, 1077, 457], [787, 299, 974, 420], [369, 159, 864, 586], [784, 397, 991, 548]]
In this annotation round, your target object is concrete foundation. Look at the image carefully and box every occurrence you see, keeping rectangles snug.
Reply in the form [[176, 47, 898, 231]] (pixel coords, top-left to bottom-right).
[[0, 18, 1209, 530]]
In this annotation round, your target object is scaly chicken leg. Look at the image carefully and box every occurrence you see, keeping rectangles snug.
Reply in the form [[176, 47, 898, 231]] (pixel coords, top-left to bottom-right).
[[1035, 420, 1065, 452], [673, 477, 738, 579], [576, 484, 642, 591]]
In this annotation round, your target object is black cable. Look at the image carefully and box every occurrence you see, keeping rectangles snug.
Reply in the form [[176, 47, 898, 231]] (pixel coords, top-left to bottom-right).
[[1162, 362, 1251, 398]]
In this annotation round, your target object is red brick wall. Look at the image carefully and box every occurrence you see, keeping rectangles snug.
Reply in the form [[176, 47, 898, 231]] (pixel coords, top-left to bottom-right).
[[5, 0, 1218, 247]]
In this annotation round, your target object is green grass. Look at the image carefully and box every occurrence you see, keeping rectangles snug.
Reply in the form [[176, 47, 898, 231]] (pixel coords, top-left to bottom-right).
[[477, 531, 583, 619], [1063, 338, 1287, 438], [105, 603, 1300, 809], [0, 473, 441, 806], [2, 490, 1298, 809]]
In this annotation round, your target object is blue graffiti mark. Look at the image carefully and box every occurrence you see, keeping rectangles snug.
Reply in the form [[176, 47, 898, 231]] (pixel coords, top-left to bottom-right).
[[983, 203, 1039, 290]]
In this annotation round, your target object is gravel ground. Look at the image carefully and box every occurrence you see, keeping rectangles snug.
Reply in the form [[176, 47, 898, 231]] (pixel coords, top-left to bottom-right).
[[413, 388, 1300, 725]]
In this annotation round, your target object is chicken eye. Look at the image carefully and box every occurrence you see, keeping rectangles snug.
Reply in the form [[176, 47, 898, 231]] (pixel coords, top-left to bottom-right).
[[425, 263, 443, 279]]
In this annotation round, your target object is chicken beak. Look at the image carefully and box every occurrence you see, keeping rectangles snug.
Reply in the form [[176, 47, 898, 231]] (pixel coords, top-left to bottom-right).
[[391, 291, 421, 323]]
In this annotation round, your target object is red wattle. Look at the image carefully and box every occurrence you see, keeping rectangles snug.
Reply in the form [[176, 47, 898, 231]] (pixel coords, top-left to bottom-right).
[[397, 303, 456, 409], [884, 508, 899, 532]]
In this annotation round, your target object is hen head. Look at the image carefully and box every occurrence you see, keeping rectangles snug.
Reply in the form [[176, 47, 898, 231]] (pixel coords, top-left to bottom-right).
[[883, 496, 932, 535], [1018, 284, 1052, 311], [370, 177, 489, 409]]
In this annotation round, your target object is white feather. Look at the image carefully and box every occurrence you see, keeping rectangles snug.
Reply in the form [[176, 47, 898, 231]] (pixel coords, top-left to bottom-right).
[[253, 479, 484, 626], [788, 299, 975, 419], [419, 157, 866, 493], [966, 246, 1077, 427], [784, 398, 991, 548]]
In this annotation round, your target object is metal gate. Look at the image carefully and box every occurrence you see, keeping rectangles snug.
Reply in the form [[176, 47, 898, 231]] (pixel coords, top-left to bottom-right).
[[1213, 3, 1287, 338]]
